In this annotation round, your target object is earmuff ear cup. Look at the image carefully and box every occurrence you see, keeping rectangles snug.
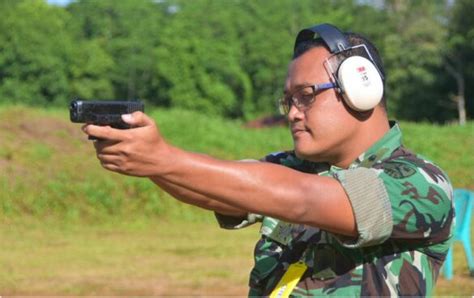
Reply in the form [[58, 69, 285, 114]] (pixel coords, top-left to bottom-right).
[[337, 56, 384, 111]]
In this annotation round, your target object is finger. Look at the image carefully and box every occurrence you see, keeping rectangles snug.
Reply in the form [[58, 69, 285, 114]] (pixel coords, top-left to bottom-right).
[[82, 124, 126, 141], [94, 139, 121, 154], [96, 150, 128, 171], [100, 160, 132, 176], [97, 153, 122, 166], [121, 111, 154, 128], [100, 160, 121, 173]]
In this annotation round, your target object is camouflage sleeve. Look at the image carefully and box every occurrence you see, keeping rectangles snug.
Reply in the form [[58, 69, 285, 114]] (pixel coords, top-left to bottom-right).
[[375, 155, 454, 247], [334, 154, 454, 249], [333, 168, 393, 248]]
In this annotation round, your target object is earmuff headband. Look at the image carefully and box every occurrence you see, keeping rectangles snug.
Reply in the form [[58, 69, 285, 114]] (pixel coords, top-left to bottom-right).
[[294, 23, 350, 54]]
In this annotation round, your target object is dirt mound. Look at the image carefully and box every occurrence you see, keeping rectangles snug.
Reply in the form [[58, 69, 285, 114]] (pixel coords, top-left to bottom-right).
[[0, 108, 87, 150], [0, 107, 89, 178], [244, 115, 287, 128]]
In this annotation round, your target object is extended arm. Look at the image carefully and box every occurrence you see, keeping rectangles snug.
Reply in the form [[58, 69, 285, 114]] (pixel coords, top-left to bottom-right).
[[83, 112, 357, 237], [158, 147, 355, 235]]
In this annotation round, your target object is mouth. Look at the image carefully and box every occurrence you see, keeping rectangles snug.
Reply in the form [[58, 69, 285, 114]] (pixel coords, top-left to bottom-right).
[[291, 126, 309, 137]]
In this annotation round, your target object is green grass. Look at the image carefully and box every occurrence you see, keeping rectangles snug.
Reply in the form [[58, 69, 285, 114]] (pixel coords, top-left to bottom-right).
[[0, 217, 260, 295], [401, 121, 474, 189], [0, 105, 473, 295], [0, 218, 472, 296]]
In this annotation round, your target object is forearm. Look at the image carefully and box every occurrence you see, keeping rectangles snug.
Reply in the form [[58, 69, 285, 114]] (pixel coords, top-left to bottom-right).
[[156, 146, 356, 236], [150, 176, 248, 217]]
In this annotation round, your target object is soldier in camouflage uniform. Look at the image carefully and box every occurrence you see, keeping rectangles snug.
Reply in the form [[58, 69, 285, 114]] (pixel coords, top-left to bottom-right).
[[218, 125, 453, 296], [84, 24, 454, 297]]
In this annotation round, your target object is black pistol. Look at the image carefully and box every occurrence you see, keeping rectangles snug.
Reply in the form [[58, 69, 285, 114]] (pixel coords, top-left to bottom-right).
[[69, 100, 145, 139]]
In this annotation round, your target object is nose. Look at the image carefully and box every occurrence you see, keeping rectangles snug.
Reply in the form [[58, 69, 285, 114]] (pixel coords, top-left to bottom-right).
[[287, 104, 304, 123]]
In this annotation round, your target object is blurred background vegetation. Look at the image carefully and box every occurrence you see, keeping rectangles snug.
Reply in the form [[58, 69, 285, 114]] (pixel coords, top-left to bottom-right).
[[0, 0, 473, 123], [1, 0, 473, 295]]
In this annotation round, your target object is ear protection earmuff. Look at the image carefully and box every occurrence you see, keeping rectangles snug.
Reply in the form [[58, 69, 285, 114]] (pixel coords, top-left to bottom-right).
[[294, 23, 384, 112]]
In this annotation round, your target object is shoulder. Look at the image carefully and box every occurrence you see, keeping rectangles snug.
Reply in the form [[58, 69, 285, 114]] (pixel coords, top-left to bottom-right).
[[373, 146, 454, 245], [374, 146, 453, 200]]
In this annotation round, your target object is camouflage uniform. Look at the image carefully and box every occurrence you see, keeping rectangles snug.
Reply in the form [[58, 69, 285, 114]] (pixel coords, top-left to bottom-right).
[[216, 122, 454, 296]]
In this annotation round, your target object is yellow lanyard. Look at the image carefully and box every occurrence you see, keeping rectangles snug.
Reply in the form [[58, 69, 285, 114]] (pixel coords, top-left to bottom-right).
[[269, 261, 308, 298]]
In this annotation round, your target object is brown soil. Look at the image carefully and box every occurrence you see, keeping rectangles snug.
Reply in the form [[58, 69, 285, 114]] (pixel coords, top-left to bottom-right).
[[0, 108, 89, 180], [0, 110, 87, 150], [244, 114, 287, 128]]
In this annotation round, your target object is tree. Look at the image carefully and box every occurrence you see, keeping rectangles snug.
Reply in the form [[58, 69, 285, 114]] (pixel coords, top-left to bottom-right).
[[0, 0, 113, 105], [444, 0, 474, 125], [0, 0, 70, 105], [381, 0, 456, 122], [0, 0, 469, 123], [67, 0, 168, 102]]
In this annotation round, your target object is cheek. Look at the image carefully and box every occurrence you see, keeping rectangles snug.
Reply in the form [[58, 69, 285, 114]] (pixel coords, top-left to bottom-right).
[[307, 99, 354, 141]]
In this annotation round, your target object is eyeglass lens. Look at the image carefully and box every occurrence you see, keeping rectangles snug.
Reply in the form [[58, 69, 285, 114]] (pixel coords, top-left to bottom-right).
[[279, 86, 315, 114]]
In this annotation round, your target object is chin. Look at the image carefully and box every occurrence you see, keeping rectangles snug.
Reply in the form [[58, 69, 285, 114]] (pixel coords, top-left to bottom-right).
[[294, 146, 315, 161], [293, 141, 326, 162]]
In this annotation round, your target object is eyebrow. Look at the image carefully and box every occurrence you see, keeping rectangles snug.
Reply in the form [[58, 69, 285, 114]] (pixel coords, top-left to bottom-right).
[[284, 82, 312, 94]]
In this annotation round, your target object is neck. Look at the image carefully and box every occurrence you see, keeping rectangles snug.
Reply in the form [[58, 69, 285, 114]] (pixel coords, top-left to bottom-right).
[[331, 109, 390, 169]]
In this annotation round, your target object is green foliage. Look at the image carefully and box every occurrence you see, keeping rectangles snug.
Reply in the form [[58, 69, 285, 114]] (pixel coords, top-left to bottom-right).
[[67, 40, 114, 100], [0, 0, 70, 104], [445, 0, 474, 116], [67, 0, 167, 101], [0, 0, 114, 105], [382, 1, 453, 121], [0, 0, 472, 121]]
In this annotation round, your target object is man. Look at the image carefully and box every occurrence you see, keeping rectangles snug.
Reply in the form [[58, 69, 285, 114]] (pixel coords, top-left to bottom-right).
[[82, 24, 454, 296]]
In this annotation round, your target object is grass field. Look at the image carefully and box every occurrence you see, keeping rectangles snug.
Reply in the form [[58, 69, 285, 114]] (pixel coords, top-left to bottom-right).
[[1, 218, 473, 296], [1, 217, 260, 295], [0, 105, 473, 295]]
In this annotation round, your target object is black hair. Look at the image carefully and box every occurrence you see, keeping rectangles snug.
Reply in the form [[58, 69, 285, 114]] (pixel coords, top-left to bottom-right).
[[293, 32, 387, 109]]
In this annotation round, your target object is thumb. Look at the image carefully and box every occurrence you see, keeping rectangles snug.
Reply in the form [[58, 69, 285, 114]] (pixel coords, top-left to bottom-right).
[[121, 111, 154, 128]]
